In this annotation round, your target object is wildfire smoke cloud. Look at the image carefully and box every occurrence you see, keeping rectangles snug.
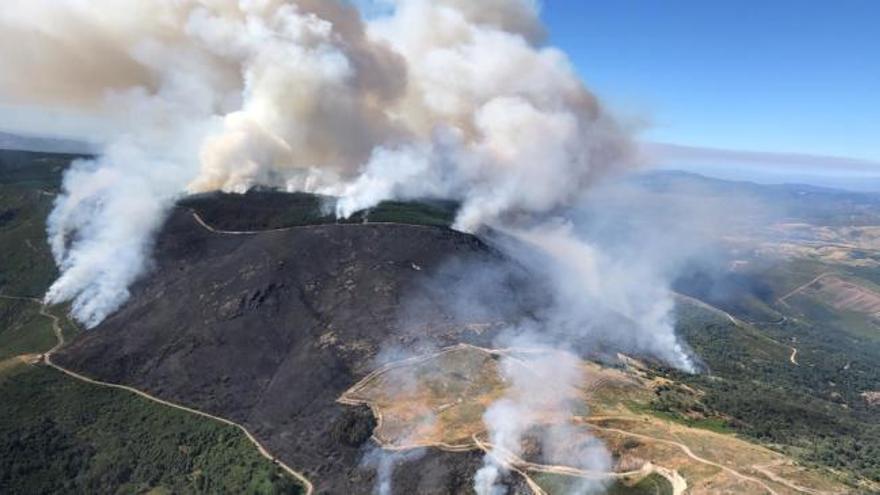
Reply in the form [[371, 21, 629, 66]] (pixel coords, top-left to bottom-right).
[[0, 0, 633, 326]]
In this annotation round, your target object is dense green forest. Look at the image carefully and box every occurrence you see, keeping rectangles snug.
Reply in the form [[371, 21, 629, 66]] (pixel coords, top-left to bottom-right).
[[661, 299, 880, 484], [0, 365, 301, 494]]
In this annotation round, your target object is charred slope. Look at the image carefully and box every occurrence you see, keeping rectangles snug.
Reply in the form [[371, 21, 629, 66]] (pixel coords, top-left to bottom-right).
[[55, 206, 529, 494]]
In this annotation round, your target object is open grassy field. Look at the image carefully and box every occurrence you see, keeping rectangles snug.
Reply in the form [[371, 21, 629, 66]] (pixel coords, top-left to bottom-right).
[[0, 299, 56, 362], [798, 275, 880, 315], [340, 344, 508, 449], [779, 273, 880, 341], [340, 343, 848, 494], [586, 415, 846, 494]]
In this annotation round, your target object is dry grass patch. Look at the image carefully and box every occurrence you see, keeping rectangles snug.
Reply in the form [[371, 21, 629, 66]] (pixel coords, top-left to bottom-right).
[[340, 345, 849, 494], [803, 276, 880, 315]]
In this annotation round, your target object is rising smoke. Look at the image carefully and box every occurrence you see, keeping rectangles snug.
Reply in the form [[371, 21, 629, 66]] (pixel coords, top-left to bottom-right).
[[474, 349, 613, 495], [0, 0, 634, 326], [1, 1, 695, 492]]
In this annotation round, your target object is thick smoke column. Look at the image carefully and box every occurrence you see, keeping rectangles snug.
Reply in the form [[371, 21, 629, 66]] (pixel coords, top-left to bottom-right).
[[334, 0, 633, 231], [1, 1, 697, 491], [0, 0, 633, 325], [509, 223, 695, 371]]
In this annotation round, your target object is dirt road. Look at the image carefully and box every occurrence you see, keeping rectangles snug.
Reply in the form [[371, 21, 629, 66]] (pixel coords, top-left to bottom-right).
[[580, 418, 781, 495], [472, 434, 688, 495], [342, 342, 837, 495], [0, 295, 314, 495], [675, 293, 800, 368], [191, 210, 437, 236], [674, 292, 745, 327], [777, 273, 834, 305], [753, 461, 840, 495]]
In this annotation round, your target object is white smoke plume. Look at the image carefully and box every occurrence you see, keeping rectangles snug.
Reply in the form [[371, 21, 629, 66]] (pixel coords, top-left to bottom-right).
[[1, 1, 698, 491], [508, 222, 695, 371], [474, 349, 612, 495], [0, 0, 633, 326], [361, 446, 425, 495]]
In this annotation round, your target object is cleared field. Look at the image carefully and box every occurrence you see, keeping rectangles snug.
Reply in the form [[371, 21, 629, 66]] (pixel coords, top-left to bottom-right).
[[0, 297, 57, 361], [339, 344, 848, 494], [783, 275, 880, 341], [743, 224, 880, 268], [800, 275, 880, 315], [340, 344, 512, 449], [585, 416, 847, 495]]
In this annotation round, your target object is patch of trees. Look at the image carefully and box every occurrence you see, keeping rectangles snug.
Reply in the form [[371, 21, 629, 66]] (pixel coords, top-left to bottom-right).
[[666, 303, 880, 483], [0, 367, 303, 494]]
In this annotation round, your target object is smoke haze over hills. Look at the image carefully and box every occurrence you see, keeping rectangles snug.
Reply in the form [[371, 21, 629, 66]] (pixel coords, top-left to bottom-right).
[[0, 0, 637, 327], [0, 2, 703, 492]]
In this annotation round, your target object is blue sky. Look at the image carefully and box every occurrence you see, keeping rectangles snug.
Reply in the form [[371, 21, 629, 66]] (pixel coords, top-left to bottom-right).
[[541, 0, 879, 162], [4, 1, 877, 176]]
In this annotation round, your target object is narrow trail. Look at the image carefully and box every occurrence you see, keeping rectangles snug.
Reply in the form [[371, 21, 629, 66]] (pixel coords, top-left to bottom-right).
[[674, 293, 799, 367], [753, 461, 840, 495], [480, 410, 835, 495], [777, 273, 834, 305], [342, 342, 837, 495], [579, 418, 782, 495], [341, 344, 689, 494], [673, 293, 745, 328], [472, 433, 688, 495], [191, 211, 287, 235], [579, 416, 840, 495], [190, 210, 439, 236], [0, 295, 315, 495]]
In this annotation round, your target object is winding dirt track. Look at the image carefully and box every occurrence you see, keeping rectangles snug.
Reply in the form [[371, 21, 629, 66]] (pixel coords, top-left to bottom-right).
[[191, 210, 439, 235], [191, 213, 801, 491], [0, 211, 448, 493], [582, 416, 845, 495], [342, 342, 843, 495], [579, 418, 781, 495], [753, 461, 837, 495], [4, 290, 823, 494], [340, 344, 690, 493], [674, 293, 800, 368], [0, 210, 452, 492], [473, 434, 689, 495], [777, 273, 835, 305], [0, 295, 314, 495], [674, 293, 746, 328]]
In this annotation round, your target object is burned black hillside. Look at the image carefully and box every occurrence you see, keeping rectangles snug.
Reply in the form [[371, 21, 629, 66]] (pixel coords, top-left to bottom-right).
[[54, 197, 529, 494]]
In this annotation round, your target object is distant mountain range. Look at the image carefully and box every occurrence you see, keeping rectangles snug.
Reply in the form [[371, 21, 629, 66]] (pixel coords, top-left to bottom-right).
[[0, 131, 94, 154], [644, 142, 880, 192]]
